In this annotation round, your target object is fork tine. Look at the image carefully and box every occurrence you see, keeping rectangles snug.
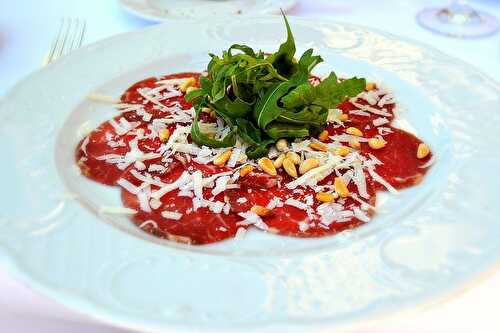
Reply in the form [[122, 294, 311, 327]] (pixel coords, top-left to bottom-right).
[[45, 19, 65, 65], [45, 18, 86, 65], [77, 20, 87, 49], [55, 18, 73, 60], [70, 19, 86, 51]]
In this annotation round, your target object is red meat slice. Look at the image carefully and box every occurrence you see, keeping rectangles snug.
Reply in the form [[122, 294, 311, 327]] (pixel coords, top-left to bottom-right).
[[120, 161, 246, 245], [227, 170, 377, 237], [76, 120, 162, 185], [360, 127, 432, 190]]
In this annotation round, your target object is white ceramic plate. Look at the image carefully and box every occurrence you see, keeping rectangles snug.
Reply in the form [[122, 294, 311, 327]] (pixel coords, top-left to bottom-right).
[[119, 0, 298, 21], [1, 16, 500, 333]]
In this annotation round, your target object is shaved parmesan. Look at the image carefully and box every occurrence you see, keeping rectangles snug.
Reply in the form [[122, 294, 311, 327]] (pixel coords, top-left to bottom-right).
[[284, 198, 309, 211], [99, 206, 137, 215], [161, 210, 183, 220], [87, 92, 117, 103], [238, 211, 269, 231]]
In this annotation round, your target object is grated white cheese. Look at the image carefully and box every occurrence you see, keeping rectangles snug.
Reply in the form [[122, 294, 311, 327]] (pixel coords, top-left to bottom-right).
[[284, 198, 309, 211], [139, 220, 158, 229], [373, 117, 390, 127], [353, 207, 371, 222], [87, 92, 117, 104], [161, 210, 183, 220], [286, 155, 341, 190], [234, 227, 247, 240], [99, 206, 137, 215], [237, 211, 269, 231], [298, 221, 310, 232]]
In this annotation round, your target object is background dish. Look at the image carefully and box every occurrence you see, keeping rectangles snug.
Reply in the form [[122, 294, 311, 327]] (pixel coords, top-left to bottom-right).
[[0, 16, 499, 333], [119, 0, 298, 21]]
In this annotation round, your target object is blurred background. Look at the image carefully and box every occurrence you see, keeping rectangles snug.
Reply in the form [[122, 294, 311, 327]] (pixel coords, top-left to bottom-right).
[[0, 0, 499, 332]]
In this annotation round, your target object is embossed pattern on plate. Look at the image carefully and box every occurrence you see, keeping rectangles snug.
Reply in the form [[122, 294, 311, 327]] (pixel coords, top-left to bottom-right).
[[0, 17, 499, 333], [119, 0, 298, 21]]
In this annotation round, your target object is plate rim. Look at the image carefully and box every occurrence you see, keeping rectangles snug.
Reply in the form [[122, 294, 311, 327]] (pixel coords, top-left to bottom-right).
[[118, 0, 299, 22], [1, 15, 500, 333]]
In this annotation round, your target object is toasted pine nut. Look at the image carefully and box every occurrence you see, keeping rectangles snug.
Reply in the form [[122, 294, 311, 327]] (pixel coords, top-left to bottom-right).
[[368, 138, 386, 150], [283, 158, 298, 178], [285, 151, 301, 165], [318, 130, 329, 142], [201, 107, 212, 114], [334, 177, 349, 198], [274, 154, 286, 169], [349, 139, 361, 149], [339, 114, 349, 122], [316, 192, 336, 203], [239, 164, 254, 177], [366, 82, 377, 91], [179, 77, 196, 92], [417, 143, 430, 159], [346, 127, 363, 137], [185, 86, 199, 94], [309, 142, 328, 152], [159, 128, 170, 143], [276, 138, 289, 152], [237, 152, 248, 164], [213, 150, 232, 166], [299, 158, 320, 175], [258, 157, 277, 176], [334, 146, 351, 157], [251, 205, 273, 217], [210, 110, 217, 118]]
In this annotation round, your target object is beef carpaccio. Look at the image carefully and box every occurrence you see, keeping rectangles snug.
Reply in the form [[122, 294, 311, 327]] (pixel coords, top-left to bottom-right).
[[76, 73, 432, 245]]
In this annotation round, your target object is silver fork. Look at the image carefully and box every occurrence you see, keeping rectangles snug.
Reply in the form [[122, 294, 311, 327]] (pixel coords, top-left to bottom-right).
[[44, 18, 86, 65]]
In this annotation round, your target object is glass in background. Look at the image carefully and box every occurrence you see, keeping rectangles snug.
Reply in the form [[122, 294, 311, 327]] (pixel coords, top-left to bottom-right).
[[417, 0, 499, 38]]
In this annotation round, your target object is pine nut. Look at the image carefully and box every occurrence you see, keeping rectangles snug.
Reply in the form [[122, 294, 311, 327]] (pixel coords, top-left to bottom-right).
[[417, 143, 430, 159], [275, 138, 289, 152], [283, 158, 298, 178], [346, 127, 363, 137], [366, 82, 377, 91], [334, 146, 351, 157], [274, 154, 286, 169], [309, 142, 328, 152], [239, 164, 254, 177], [258, 157, 277, 176], [179, 77, 196, 92], [213, 150, 232, 166], [368, 138, 386, 150], [316, 192, 336, 203], [334, 177, 349, 198], [251, 205, 273, 217], [299, 158, 320, 175], [318, 130, 329, 142], [285, 151, 301, 165], [349, 139, 361, 149], [159, 128, 170, 143]]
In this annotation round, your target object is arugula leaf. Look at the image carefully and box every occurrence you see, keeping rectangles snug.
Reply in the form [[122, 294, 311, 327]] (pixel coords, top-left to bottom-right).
[[246, 140, 275, 159], [266, 12, 297, 78], [191, 118, 237, 148], [277, 105, 327, 127], [235, 118, 262, 145], [329, 76, 366, 107], [280, 83, 315, 109], [187, 12, 367, 156], [265, 122, 310, 139], [252, 80, 297, 130]]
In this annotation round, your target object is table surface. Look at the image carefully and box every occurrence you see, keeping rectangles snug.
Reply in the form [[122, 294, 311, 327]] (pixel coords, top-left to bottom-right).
[[1, 0, 499, 332]]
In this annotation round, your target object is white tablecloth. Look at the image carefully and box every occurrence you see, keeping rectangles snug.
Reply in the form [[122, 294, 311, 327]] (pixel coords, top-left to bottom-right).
[[1, 0, 499, 332]]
